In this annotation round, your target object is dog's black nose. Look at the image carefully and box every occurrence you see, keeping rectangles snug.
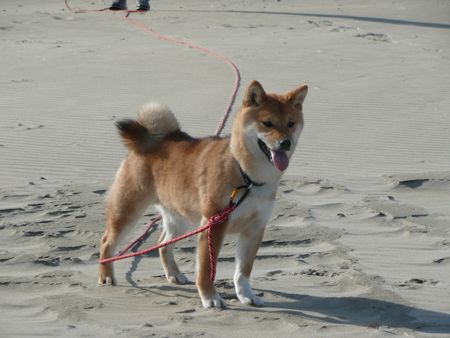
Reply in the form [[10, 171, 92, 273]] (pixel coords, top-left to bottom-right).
[[279, 139, 291, 151]]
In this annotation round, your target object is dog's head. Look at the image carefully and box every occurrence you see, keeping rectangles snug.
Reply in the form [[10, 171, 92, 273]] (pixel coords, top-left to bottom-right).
[[231, 81, 308, 175]]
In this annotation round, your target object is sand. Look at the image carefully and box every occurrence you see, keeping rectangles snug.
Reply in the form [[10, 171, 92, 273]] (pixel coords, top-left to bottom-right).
[[1, 0, 450, 336]]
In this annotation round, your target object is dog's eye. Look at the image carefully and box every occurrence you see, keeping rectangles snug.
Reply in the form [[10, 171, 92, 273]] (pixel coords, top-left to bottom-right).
[[262, 121, 273, 128], [287, 121, 295, 128]]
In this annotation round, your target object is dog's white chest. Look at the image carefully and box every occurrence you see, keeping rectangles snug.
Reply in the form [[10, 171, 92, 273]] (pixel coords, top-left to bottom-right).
[[226, 185, 275, 234]]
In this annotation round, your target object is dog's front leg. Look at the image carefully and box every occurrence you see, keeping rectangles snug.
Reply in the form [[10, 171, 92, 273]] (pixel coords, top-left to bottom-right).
[[234, 225, 266, 306], [196, 218, 227, 309]]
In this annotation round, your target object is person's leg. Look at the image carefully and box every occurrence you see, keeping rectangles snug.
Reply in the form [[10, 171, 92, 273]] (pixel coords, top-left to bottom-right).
[[110, 0, 127, 10]]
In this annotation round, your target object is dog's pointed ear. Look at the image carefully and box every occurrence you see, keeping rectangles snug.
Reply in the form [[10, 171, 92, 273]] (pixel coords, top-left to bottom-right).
[[243, 80, 267, 107], [286, 84, 308, 109]]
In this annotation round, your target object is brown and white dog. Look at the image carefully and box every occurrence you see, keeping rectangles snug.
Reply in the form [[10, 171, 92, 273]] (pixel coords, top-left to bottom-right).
[[98, 80, 308, 308]]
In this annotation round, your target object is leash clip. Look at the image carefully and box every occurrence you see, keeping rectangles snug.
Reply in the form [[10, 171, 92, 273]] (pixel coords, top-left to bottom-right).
[[229, 183, 254, 208], [229, 164, 265, 208]]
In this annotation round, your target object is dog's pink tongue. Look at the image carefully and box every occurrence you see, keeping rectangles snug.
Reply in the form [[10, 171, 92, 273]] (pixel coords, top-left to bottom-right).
[[271, 150, 289, 171]]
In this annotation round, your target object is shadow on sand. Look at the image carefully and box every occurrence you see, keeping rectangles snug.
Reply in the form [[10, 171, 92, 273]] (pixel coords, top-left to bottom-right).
[[124, 275, 450, 334], [248, 288, 450, 334], [165, 9, 450, 30], [122, 225, 449, 333]]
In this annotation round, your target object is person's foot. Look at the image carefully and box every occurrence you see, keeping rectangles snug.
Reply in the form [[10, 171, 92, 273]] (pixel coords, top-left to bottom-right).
[[136, 5, 150, 11], [110, 4, 127, 10], [110, 0, 127, 10], [137, 0, 150, 11]]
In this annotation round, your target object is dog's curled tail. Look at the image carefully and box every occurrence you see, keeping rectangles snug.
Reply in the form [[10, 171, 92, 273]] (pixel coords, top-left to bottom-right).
[[116, 102, 180, 154]]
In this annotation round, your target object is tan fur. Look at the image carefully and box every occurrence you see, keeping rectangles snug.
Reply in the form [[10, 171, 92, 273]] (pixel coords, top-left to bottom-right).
[[98, 81, 308, 308]]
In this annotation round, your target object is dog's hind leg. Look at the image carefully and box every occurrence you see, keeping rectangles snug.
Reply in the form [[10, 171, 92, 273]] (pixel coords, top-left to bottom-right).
[[98, 160, 154, 285], [98, 225, 121, 286], [158, 208, 190, 284]]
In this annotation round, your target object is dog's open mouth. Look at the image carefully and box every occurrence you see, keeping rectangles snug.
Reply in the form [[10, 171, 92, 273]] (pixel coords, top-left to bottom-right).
[[258, 139, 289, 172]]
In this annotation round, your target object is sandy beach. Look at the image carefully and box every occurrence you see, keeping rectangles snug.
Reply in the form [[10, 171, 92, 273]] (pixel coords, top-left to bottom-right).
[[1, 0, 450, 336]]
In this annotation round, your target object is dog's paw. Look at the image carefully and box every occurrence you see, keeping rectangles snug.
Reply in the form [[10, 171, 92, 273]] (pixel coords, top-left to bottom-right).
[[167, 272, 190, 285], [98, 275, 116, 286], [234, 274, 264, 306], [237, 293, 264, 307], [201, 293, 227, 309]]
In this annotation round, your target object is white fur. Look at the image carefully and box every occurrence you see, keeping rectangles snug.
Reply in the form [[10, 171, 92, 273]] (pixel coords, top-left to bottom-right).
[[234, 273, 264, 306], [228, 180, 275, 308], [244, 123, 284, 184], [137, 102, 179, 135], [291, 125, 303, 150], [158, 206, 190, 284], [201, 293, 227, 309], [225, 117, 303, 306], [227, 184, 275, 234], [234, 230, 266, 306]]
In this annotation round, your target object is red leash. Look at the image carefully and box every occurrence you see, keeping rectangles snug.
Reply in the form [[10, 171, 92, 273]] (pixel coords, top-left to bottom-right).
[[100, 205, 236, 282], [115, 215, 161, 257], [64, 0, 108, 13], [123, 14, 241, 136], [64, 1, 241, 281], [64, 1, 240, 137]]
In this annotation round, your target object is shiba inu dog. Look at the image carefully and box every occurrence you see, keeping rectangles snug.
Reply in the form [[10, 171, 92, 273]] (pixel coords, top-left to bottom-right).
[[98, 80, 308, 308]]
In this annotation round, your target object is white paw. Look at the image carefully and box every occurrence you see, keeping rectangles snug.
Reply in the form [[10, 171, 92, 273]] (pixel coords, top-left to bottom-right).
[[234, 274, 264, 306], [167, 272, 190, 285], [237, 293, 264, 307], [201, 293, 227, 309], [98, 275, 116, 286]]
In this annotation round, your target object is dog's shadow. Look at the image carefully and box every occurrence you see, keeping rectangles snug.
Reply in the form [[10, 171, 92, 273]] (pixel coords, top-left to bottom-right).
[[124, 237, 450, 333], [128, 279, 450, 334], [242, 288, 450, 334]]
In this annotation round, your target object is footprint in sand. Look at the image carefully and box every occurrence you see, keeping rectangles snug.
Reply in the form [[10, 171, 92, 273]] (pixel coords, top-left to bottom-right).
[[22, 230, 45, 237], [330, 25, 355, 32], [398, 178, 430, 189], [34, 256, 60, 267], [299, 268, 333, 277], [363, 196, 428, 220], [0, 251, 14, 263], [44, 295, 104, 321], [0, 207, 26, 215], [54, 245, 86, 252], [261, 238, 315, 248], [433, 257, 450, 264], [307, 20, 334, 28], [355, 32, 395, 43], [397, 278, 439, 289], [9, 78, 30, 83], [10, 123, 44, 131]]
